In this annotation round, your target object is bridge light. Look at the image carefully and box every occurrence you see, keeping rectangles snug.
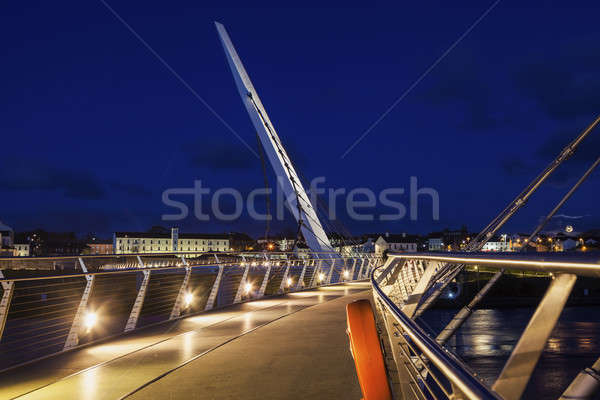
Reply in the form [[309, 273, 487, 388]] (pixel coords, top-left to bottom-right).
[[184, 292, 194, 307], [343, 270, 350, 279], [84, 312, 98, 332], [286, 277, 293, 287], [318, 273, 325, 282], [244, 283, 252, 294]]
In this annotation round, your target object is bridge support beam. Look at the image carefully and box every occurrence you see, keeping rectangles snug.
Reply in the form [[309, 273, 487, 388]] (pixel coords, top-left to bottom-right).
[[326, 254, 335, 284], [258, 263, 271, 298], [64, 258, 95, 349], [414, 263, 463, 318], [280, 262, 291, 293], [402, 260, 438, 318], [437, 268, 503, 344], [125, 269, 151, 332], [357, 257, 366, 280], [350, 258, 357, 281], [170, 266, 192, 320], [296, 259, 308, 290], [205, 265, 224, 311], [234, 264, 250, 303], [493, 273, 577, 400], [560, 357, 600, 400]]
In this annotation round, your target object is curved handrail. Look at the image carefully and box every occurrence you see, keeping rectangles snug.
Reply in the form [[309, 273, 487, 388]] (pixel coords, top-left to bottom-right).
[[387, 252, 600, 277], [371, 264, 502, 400]]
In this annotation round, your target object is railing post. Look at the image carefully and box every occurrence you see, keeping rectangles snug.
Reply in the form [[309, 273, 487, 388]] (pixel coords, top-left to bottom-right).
[[493, 273, 577, 400], [350, 258, 358, 280], [402, 260, 438, 319], [125, 269, 151, 332], [279, 261, 291, 293], [205, 265, 224, 311], [234, 262, 250, 303], [64, 258, 95, 350], [169, 266, 192, 320], [310, 258, 323, 287], [357, 257, 366, 279], [258, 255, 271, 297], [437, 268, 504, 344], [0, 270, 14, 344], [414, 263, 463, 318], [326, 254, 335, 284], [295, 257, 308, 290]]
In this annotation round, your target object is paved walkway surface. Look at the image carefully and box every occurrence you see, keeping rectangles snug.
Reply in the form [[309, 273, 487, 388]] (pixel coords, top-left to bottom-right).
[[0, 282, 370, 400]]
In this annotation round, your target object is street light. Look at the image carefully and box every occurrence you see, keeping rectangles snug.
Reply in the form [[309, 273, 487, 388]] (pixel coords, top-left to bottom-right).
[[84, 311, 97, 332], [184, 292, 193, 307]]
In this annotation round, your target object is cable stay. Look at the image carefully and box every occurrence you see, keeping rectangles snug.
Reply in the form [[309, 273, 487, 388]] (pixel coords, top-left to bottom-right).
[[415, 115, 600, 317]]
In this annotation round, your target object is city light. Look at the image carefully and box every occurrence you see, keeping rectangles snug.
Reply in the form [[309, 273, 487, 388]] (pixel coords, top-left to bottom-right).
[[244, 283, 252, 294], [286, 277, 293, 287], [267, 243, 275, 250], [184, 292, 193, 307], [84, 312, 97, 332]]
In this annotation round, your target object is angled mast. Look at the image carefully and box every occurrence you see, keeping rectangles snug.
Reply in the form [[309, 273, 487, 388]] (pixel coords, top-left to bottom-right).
[[215, 22, 334, 254]]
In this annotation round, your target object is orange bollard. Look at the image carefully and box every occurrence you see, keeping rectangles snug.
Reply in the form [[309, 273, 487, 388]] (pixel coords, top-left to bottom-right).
[[346, 299, 392, 400]]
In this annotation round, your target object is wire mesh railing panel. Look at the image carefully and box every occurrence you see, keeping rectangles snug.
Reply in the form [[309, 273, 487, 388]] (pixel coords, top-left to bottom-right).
[[182, 268, 218, 315], [286, 265, 305, 289], [303, 264, 316, 289], [83, 272, 138, 341], [217, 268, 244, 307], [0, 277, 85, 369], [137, 269, 186, 328], [264, 265, 286, 295], [247, 268, 266, 295]]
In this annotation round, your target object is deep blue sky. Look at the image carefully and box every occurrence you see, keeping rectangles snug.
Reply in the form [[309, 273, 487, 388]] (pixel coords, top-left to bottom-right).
[[1, 1, 599, 238]]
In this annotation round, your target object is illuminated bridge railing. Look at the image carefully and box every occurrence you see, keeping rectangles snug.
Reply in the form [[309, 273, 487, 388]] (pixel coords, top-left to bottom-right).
[[0, 251, 381, 372], [372, 252, 600, 400]]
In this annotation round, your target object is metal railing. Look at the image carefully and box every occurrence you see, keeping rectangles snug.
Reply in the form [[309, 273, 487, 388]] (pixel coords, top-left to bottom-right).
[[372, 252, 600, 400], [0, 251, 382, 372]]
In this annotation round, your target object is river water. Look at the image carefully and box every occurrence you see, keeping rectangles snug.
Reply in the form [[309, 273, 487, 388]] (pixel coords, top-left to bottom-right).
[[421, 306, 600, 399]]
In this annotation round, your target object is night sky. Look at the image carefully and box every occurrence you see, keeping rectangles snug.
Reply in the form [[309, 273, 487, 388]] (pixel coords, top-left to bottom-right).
[[1, 1, 599, 238]]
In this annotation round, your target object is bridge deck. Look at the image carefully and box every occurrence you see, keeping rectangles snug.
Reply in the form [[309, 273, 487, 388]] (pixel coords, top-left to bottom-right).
[[1, 282, 368, 400]]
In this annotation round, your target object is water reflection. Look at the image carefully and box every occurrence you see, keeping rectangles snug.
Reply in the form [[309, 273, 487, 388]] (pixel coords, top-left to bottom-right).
[[422, 306, 600, 398]]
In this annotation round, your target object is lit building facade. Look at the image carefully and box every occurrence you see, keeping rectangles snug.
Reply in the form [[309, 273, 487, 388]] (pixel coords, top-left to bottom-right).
[[13, 244, 30, 257], [113, 228, 229, 255], [375, 233, 418, 256], [87, 242, 113, 255]]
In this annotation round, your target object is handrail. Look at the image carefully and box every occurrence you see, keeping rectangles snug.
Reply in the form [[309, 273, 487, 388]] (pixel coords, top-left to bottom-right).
[[371, 265, 502, 399], [387, 252, 600, 277], [0, 250, 357, 262], [0, 252, 373, 282]]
